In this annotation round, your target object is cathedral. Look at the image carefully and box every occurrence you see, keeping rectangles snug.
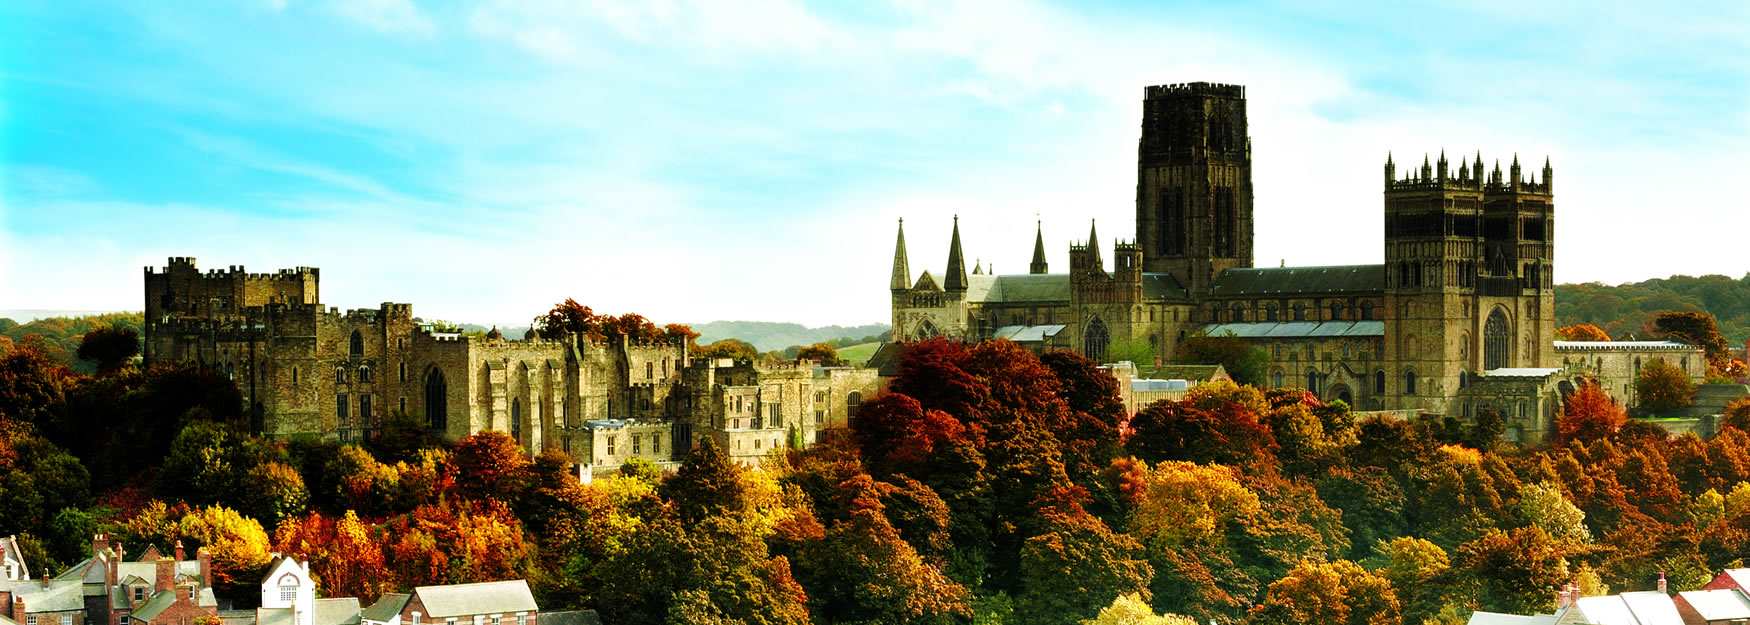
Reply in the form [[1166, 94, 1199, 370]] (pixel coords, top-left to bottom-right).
[[888, 81, 1563, 416]]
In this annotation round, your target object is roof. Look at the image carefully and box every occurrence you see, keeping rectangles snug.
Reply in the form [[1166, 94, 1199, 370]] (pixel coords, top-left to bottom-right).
[[865, 342, 905, 376], [315, 598, 362, 625], [413, 580, 537, 618], [535, 612, 601, 625], [1482, 368, 1563, 378], [11, 578, 85, 612], [1467, 612, 1556, 625], [1720, 569, 1750, 591], [1571, 592, 1684, 625], [132, 590, 179, 621], [1678, 589, 1750, 621], [362, 594, 411, 623], [964, 274, 1069, 303], [1554, 340, 1698, 351], [1200, 320, 1385, 339], [1208, 264, 1386, 296], [1148, 364, 1227, 382], [218, 610, 256, 625], [1133, 379, 1190, 392], [991, 325, 1066, 343]]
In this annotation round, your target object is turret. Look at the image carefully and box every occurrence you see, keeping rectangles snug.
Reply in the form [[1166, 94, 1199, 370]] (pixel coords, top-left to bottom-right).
[[1030, 221, 1049, 274], [1420, 154, 1432, 180], [1510, 153, 1522, 187], [890, 218, 910, 292], [944, 215, 968, 292], [1384, 152, 1395, 187], [1437, 150, 1448, 182], [1543, 157, 1553, 192]]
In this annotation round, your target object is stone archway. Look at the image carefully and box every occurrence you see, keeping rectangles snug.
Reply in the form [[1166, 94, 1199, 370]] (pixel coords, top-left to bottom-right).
[[1330, 384, 1354, 406]]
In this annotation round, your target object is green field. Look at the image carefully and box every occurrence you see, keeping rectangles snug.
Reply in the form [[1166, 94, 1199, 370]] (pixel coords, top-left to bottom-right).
[[837, 342, 881, 366]]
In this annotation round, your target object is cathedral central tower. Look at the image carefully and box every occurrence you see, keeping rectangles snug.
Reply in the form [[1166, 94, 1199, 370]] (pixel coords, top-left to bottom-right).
[[1135, 82, 1254, 295]]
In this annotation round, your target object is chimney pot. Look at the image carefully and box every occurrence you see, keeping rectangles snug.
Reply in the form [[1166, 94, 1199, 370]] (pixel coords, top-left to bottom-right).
[[1658, 571, 1668, 593]]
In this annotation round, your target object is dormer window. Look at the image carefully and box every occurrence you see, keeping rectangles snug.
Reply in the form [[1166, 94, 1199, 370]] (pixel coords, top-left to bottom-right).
[[134, 586, 146, 601]]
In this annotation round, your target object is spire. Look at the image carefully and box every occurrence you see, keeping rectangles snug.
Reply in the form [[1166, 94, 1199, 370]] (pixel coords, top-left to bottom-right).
[[1543, 156, 1553, 192], [1087, 219, 1104, 272], [1437, 149, 1448, 181], [1510, 153, 1522, 186], [1029, 220, 1049, 274], [1420, 154, 1432, 180], [1384, 152, 1396, 186], [973, 258, 983, 275], [889, 218, 910, 291], [944, 215, 968, 292]]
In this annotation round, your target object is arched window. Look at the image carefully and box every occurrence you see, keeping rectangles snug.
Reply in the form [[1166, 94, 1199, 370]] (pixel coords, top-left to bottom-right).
[[1230, 304, 1246, 322], [278, 574, 298, 602], [914, 320, 940, 340], [1083, 317, 1110, 362], [1306, 370, 1320, 394], [1292, 303, 1306, 321], [335, 366, 349, 384], [358, 366, 371, 383], [292, 366, 299, 386], [1375, 370, 1387, 394], [1361, 301, 1375, 321], [1265, 303, 1279, 322], [350, 330, 364, 358], [424, 368, 448, 432], [1459, 370, 1469, 389], [511, 399, 523, 442], [1271, 370, 1285, 388], [1484, 309, 1511, 370], [1403, 371, 1418, 395], [399, 362, 407, 382], [846, 391, 863, 421], [1329, 302, 1344, 320]]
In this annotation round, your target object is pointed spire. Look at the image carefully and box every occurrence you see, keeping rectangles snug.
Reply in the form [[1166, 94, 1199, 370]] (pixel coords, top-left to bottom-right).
[[890, 218, 910, 291], [1543, 156, 1554, 192], [1384, 152, 1396, 187], [1030, 220, 1049, 274], [1086, 219, 1104, 272], [973, 258, 983, 275], [1510, 153, 1522, 186], [944, 215, 968, 292]]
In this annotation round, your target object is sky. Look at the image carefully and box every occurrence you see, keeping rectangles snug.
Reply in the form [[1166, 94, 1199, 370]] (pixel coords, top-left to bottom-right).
[[2, 1, 1747, 327]]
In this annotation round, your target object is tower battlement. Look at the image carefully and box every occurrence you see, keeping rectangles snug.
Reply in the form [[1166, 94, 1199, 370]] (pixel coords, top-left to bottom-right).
[[1145, 82, 1245, 99]]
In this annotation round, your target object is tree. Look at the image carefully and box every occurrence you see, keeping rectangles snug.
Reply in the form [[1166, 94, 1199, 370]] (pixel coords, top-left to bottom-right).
[[1080, 594, 1196, 625], [799, 476, 972, 625], [273, 510, 394, 602], [1636, 359, 1696, 414], [1246, 560, 1400, 625], [0, 345, 73, 425], [1017, 499, 1153, 625], [795, 343, 846, 367], [241, 461, 308, 529], [1557, 324, 1612, 342], [696, 339, 760, 362], [1126, 382, 1277, 468], [451, 431, 532, 503], [1556, 381, 1627, 444], [1724, 398, 1750, 433], [1455, 526, 1569, 614], [1516, 481, 1591, 545], [1316, 467, 1407, 560], [178, 505, 274, 601], [1649, 311, 1731, 371], [75, 326, 140, 374], [1368, 537, 1452, 625], [1172, 333, 1268, 386]]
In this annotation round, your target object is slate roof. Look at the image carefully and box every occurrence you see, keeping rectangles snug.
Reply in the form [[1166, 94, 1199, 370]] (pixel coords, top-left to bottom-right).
[[316, 598, 363, 625], [1482, 368, 1563, 378], [362, 594, 411, 623], [10, 578, 85, 612], [962, 272, 1190, 304], [1465, 612, 1555, 625], [1208, 264, 1386, 296], [413, 580, 537, 618], [131, 591, 179, 621], [1677, 589, 1750, 621], [865, 342, 905, 377], [1148, 364, 1228, 382], [1571, 592, 1684, 625], [1199, 320, 1385, 339], [991, 325, 1066, 343]]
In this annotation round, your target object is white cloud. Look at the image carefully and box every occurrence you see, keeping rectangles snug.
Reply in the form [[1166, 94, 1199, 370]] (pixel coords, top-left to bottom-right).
[[330, 0, 437, 38]]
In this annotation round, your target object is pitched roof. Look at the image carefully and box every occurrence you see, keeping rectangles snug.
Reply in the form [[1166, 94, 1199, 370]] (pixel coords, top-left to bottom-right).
[[315, 598, 362, 625], [1678, 589, 1750, 621], [413, 580, 537, 618], [1466, 612, 1555, 625], [362, 594, 411, 623], [990, 325, 1066, 343], [131, 590, 179, 621], [2, 535, 28, 580], [961, 272, 1190, 304], [1208, 264, 1386, 296], [1147, 364, 1228, 382], [11, 578, 85, 612], [1570, 592, 1684, 625], [865, 342, 905, 377]]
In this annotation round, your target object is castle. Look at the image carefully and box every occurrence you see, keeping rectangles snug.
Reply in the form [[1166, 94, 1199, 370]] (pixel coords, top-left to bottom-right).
[[888, 82, 1703, 441], [142, 258, 880, 467]]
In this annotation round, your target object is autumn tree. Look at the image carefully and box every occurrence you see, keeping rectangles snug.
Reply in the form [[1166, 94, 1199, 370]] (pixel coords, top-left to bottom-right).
[[1246, 560, 1400, 625], [1649, 311, 1731, 371], [1556, 381, 1627, 444], [1636, 358, 1696, 414], [178, 505, 275, 602], [798, 475, 972, 625], [1723, 398, 1750, 432], [795, 343, 846, 366], [695, 339, 760, 362], [1516, 481, 1591, 545], [240, 461, 309, 528], [0, 345, 73, 425], [75, 326, 140, 374], [451, 430, 532, 503], [1126, 382, 1277, 468], [1456, 526, 1570, 614], [383, 499, 532, 589], [1080, 594, 1196, 625], [1017, 495, 1153, 625], [1317, 467, 1407, 559], [1557, 324, 1612, 342], [273, 510, 394, 602], [1369, 537, 1453, 625]]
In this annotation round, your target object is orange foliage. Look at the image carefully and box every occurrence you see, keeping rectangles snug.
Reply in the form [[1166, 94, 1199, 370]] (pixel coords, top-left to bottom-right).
[[1557, 323, 1612, 342], [1556, 381, 1627, 444]]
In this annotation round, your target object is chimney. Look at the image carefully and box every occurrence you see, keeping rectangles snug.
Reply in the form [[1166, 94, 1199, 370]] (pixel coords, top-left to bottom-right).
[[12, 595, 25, 625], [1556, 587, 1569, 609], [197, 548, 212, 590], [106, 546, 119, 590], [155, 558, 174, 594], [92, 533, 108, 559], [1658, 571, 1668, 594], [111, 539, 122, 562], [174, 541, 185, 562]]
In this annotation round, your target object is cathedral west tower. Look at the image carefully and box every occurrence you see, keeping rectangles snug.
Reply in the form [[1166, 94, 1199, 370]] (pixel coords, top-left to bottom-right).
[[1135, 82, 1254, 296]]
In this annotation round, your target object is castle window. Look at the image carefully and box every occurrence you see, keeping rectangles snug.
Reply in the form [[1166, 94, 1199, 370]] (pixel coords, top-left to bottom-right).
[[1265, 304, 1278, 322], [1083, 317, 1110, 363], [1459, 371, 1469, 389], [847, 392, 863, 420], [1272, 370, 1284, 388], [1361, 302, 1375, 321], [633, 434, 642, 454], [606, 436, 616, 456], [360, 394, 372, 421], [359, 366, 372, 383], [1230, 304, 1245, 322], [1293, 304, 1306, 322], [425, 368, 448, 432], [336, 367, 348, 384], [293, 367, 299, 385], [1404, 371, 1418, 395], [399, 396, 406, 415], [337, 394, 349, 425], [350, 330, 364, 358], [1485, 309, 1511, 371], [653, 434, 661, 455], [1375, 370, 1387, 395], [399, 362, 407, 382], [646, 362, 654, 380], [1329, 302, 1344, 320], [1306, 370, 1320, 394]]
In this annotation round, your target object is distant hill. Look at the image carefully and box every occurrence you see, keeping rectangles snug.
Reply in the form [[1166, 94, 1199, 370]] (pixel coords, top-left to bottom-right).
[[836, 342, 882, 367], [691, 321, 890, 352], [1557, 273, 1750, 343], [1, 311, 144, 373]]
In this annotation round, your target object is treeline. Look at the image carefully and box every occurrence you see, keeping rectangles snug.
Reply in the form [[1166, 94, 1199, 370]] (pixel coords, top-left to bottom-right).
[[1558, 274, 1750, 343], [12, 331, 1750, 624], [691, 320, 889, 352], [0, 312, 142, 373]]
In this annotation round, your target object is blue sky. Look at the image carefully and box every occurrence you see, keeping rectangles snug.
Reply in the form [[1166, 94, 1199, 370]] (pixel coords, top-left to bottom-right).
[[2, 1, 1747, 327]]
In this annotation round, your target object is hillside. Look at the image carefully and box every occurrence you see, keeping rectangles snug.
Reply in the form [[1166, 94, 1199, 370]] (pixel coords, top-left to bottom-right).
[[1, 311, 144, 372], [690, 320, 889, 352], [1557, 273, 1750, 343]]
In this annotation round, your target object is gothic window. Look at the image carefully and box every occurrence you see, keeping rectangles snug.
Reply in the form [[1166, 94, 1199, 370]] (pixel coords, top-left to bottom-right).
[[847, 392, 862, 420], [279, 575, 298, 602], [1083, 317, 1110, 363], [293, 366, 299, 386], [425, 368, 448, 432], [915, 320, 940, 340], [350, 330, 364, 358], [1215, 187, 1236, 257], [336, 366, 348, 384], [1162, 188, 1186, 256], [1306, 370, 1320, 394], [1266, 304, 1279, 322], [1459, 371, 1469, 389], [1403, 371, 1418, 396], [1329, 302, 1344, 320], [360, 394, 372, 421], [1271, 370, 1284, 388], [1231, 304, 1246, 322], [399, 362, 407, 382], [1361, 301, 1375, 321], [1293, 304, 1306, 321], [359, 366, 371, 383], [1375, 370, 1387, 394], [511, 399, 523, 441], [1484, 309, 1511, 371]]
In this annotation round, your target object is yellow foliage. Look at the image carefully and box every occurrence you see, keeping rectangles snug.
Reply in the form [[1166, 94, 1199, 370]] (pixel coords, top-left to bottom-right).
[[1131, 461, 1260, 547], [1080, 593, 1198, 625], [1438, 444, 1482, 465], [1725, 482, 1750, 518], [1183, 380, 1268, 415]]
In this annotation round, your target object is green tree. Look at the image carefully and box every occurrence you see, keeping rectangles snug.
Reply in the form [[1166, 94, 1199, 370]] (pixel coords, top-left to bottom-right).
[[696, 339, 761, 362], [1172, 333, 1268, 386], [1246, 560, 1400, 625], [1516, 481, 1591, 545], [1456, 526, 1569, 614], [1635, 358, 1696, 414], [795, 342, 846, 366], [1017, 500, 1153, 625], [75, 326, 140, 374]]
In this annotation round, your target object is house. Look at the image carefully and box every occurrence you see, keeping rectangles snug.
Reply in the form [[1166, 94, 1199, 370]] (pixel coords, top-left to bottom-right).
[[2, 537, 28, 582], [255, 556, 358, 625], [397, 581, 537, 625], [1, 535, 215, 625], [1468, 578, 1688, 625], [1674, 589, 1750, 625]]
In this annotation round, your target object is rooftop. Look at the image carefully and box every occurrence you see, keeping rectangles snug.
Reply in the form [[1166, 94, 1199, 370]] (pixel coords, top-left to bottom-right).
[[1200, 320, 1385, 339], [413, 580, 537, 618], [1208, 264, 1385, 297], [1554, 340, 1697, 351]]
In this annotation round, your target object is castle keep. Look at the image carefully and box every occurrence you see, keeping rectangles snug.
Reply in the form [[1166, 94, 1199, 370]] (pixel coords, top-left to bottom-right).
[[143, 258, 879, 466], [889, 81, 1697, 440]]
